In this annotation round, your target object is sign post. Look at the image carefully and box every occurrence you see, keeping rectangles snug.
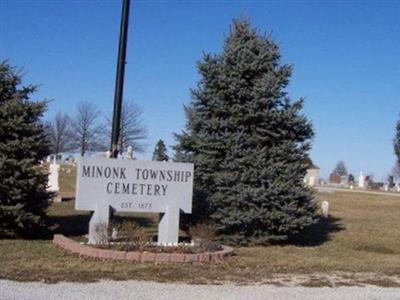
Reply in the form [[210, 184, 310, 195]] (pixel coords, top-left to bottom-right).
[[110, 0, 131, 158], [75, 157, 194, 245]]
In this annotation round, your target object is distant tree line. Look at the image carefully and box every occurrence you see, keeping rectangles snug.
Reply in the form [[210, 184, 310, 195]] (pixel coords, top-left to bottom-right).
[[46, 100, 147, 157]]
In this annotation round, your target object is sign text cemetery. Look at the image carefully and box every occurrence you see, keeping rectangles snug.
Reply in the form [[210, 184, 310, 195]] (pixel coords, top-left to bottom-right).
[[75, 157, 194, 244]]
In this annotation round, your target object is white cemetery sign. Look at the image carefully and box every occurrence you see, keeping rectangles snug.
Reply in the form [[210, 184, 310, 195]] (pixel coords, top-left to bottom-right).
[[75, 157, 194, 245]]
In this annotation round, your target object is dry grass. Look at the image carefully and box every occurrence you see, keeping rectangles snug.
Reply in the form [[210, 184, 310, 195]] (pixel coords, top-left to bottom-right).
[[58, 164, 76, 199], [1, 165, 400, 285]]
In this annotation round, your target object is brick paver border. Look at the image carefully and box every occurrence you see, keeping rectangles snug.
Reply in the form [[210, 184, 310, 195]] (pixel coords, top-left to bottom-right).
[[53, 234, 233, 263]]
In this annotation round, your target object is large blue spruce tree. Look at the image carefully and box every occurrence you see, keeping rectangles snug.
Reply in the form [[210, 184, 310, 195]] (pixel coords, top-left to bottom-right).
[[175, 19, 317, 245], [0, 61, 51, 237]]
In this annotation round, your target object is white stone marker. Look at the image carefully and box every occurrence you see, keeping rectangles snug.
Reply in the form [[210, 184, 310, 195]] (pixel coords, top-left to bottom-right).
[[321, 201, 329, 218], [309, 176, 315, 187], [47, 161, 60, 193], [125, 146, 134, 160], [75, 157, 194, 245], [358, 171, 365, 188]]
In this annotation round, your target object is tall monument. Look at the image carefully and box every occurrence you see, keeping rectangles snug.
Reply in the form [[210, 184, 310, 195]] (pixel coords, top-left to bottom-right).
[[358, 171, 365, 188]]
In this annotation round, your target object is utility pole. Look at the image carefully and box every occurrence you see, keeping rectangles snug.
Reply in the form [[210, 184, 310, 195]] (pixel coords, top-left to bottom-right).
[[110, 0, 131, 158]]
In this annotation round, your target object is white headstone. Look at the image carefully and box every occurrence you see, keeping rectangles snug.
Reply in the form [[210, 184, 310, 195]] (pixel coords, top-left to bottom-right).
[[358, 171, 365, 188], [111, 228, 118, 240], [75, 157, 194, 245], [47, 162, 60, 193], [321, 201, 329, 218], [309, 176, 315, 187], [125, 146, 134, 160]]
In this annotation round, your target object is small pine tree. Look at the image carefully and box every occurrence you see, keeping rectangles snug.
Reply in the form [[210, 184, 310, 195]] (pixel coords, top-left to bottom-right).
[[0, 61, 51, 238], [175, 19, 317, 244], [348, 174, 355, 184], [152, 139, 169, 161], [333, 160, 348, 177]]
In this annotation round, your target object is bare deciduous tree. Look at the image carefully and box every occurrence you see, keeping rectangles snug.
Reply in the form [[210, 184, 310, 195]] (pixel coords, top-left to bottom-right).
[[71, 102, 105, 156], [394, 118, 400, 169], [46, 112, 73, 157], [106, 100, 147, 154]]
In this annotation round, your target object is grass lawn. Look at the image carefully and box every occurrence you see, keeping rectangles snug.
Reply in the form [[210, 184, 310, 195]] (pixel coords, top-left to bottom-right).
[[1, 191, 400, 285], [1, 166, 400, 285]]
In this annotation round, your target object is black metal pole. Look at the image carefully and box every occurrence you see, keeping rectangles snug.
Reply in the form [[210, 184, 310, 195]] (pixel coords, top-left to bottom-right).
[[110, 0, 131, 158]]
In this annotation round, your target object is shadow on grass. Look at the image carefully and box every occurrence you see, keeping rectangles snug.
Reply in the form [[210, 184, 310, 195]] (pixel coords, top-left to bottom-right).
[[50, 214, 91, 236], [50, 214, 157, 236], [113, 215, 156, 229], [286, 216, 345, 247]]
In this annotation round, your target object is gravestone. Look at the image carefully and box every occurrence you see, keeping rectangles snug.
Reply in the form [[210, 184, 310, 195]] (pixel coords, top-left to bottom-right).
[[48, 163, 60, 192], [125, 146, 134, 160], [309, 176, 315, 186], [47, 158, 61, 202], [321, 201, 329, 218], [358, 171, 365, 188], [75, 157, 194, 245]]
